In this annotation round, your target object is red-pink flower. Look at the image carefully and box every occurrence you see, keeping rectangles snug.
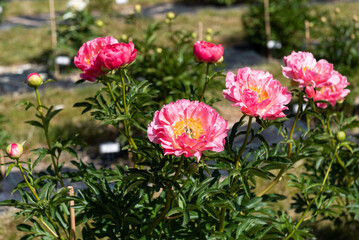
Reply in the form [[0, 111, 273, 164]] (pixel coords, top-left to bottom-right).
[[74, 36, 118, 81], [193, 41, 224, 63], [305, 71, 350, 108], [147, 99, 228, 161], [282, 51, 339, 88], [223, 67, 292, 120], [96, 42, 137, 70]]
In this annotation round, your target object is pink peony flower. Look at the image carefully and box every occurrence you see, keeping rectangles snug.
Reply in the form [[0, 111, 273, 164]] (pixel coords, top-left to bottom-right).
[[147, 99, 228, 161], [74, 36, 118, 82], [305, 70, 350, 109], [96, 42, 137, 71], [282, 51, 339, 88], [6, 143, 23, 159], [223, 67, 292, 120], [193, 41, 224, 63]]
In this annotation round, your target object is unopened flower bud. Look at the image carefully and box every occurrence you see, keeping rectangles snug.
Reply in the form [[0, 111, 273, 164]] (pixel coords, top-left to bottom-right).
[[167, 11, 175, 20], [165, 18, 170, 24], [206, 28, 213, 34], [134, 4, 141, 14], [351, 34, 355, 40], [26, 73, 43, 88], [156, 48, 163, 54], [353, 15, 358, 22], [192, 32, 197, 39], [121, 34, 128, 41], [336, 131, 346, 142], [186, 163, 198, 174], [320, 17, 327, 23], [205, 35, 212, 42], [6, 143, 23, 160], [335, 8, 340, 14], [95, 20, 103, 27]]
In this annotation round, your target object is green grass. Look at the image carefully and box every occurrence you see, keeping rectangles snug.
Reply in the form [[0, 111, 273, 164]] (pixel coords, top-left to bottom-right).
[[5, 0, 67, 17], [0, 84, 100, 149], [0, 27, 51, 66]]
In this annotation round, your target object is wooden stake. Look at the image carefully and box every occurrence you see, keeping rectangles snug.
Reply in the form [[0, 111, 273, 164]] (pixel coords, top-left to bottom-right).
[[305, 20, 311, 50], [264, 0, 272, 59], [0, 150, 4, 180], [49, 0, 59, 77], [198, 21, 203, 41], [68, 186, 76, 240]]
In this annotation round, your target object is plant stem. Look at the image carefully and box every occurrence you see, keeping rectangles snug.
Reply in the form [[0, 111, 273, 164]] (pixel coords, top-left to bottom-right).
[[199, 63, 210, 102], [17, 161, 59, 238], [35, 88, 64, 188], [18, 162, 39, 201], [235, 116, 253, 170], [326, 118, 350, 178], [105, 81, 123, 113], [287, 96, 302, 157], [173, 156, 185, 181], [147, 156, 185, 234], [284, 155, 335, 240], [258, 95, 303, 197], [219, 208, 226, 232], [119, 70, 138, 151]]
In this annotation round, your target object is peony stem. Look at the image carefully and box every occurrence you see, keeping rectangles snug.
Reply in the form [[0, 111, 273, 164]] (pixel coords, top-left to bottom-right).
[[258, 95, 303, 197], [17, 161, 60, 238], [119, 70, 138, 152], [147, 156, 185, 234], [105, 81, 123, 113], [218, 208, 226, 232], [285, 154, 335, 240], [235, 116, 253, 170], [326, 117, 351, 182], [199, 63, 210, 102], [35, 88, 64, 188], [18, 162, 39, 201]]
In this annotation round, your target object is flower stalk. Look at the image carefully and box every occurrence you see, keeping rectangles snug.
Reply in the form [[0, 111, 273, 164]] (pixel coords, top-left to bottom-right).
[[199, 63, 210, 102], [258, 94, 302, 197], [17, 161, 60, 238], [34, 88, 64, 187], [285, 154, 335, 240]]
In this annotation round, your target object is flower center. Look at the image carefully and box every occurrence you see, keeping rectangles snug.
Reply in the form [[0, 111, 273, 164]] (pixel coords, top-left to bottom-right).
[[249, 86, 269, 102], [172, 118, 204, 140]]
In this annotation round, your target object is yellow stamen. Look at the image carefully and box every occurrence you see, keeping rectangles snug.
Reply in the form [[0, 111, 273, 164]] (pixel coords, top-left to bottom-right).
[[249, 86, 269, 102], [172, 118, 204, 140]]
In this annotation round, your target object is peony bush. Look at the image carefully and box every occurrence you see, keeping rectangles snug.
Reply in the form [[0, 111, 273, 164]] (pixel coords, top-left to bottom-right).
[[1, 31, 358, 240]]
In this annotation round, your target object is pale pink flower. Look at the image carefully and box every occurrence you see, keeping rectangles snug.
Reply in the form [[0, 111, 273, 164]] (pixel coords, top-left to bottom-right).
[[147, 99, 228, 161], [282, 51, 338, 88], [223, 67, 292, 120], [193, 41, 224, 63], [305, 71, 350, 108], [96, 42, 137, 70], [74, 36, 118, 81]]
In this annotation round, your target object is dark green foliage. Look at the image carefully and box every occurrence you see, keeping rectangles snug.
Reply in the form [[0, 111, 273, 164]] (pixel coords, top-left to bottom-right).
[[57, 10, 101, 59], [132, 21, 208, 104], [312, 14, 359, 83], [243, 0, 315, 57]]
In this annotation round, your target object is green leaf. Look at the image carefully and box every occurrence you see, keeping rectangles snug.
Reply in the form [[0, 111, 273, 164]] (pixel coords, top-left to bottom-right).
[[25, 120, 43, 129]]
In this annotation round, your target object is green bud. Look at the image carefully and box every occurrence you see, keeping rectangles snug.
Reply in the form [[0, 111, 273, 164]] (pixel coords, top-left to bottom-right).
[[336, 131, 346, 142], [186, 163, 198, 174]]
